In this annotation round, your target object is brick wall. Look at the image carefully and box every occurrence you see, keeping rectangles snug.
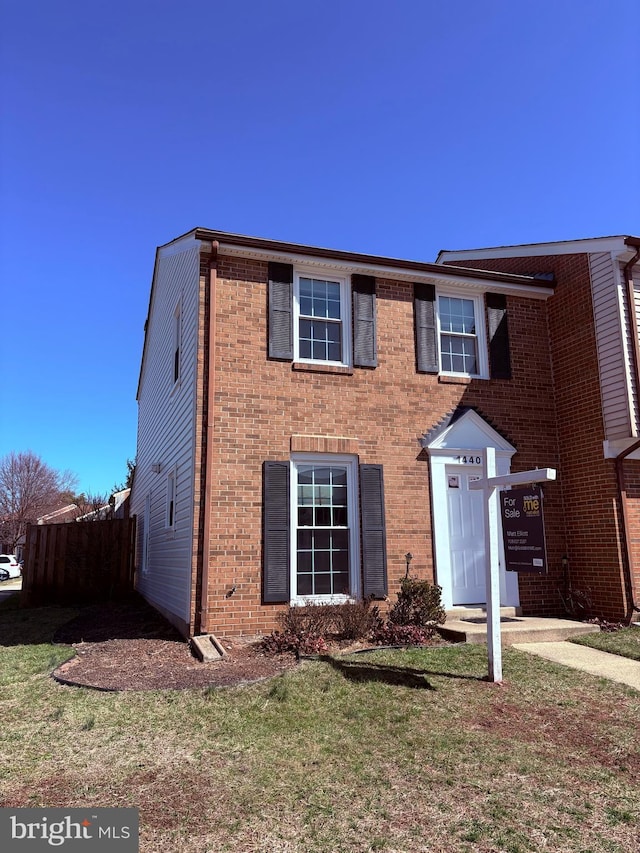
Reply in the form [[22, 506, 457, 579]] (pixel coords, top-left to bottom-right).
[[446, 254, 628, 620], [198, 254, 574, 637]]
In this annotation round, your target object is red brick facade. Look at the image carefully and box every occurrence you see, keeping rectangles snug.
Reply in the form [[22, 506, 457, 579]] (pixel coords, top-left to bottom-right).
[[197, 253, 576, 637]]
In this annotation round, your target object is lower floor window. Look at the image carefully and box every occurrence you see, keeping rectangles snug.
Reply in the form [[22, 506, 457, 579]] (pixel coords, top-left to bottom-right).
[[292, 457, 358, 600], [262, 457, 388, 604]]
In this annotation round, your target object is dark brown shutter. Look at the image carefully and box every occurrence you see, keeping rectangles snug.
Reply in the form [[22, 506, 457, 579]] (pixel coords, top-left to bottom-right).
[[414, 283, 438, 373], [352, 274, 377, 368], [268, 262, 294, 360], [486, 293, 512, 379], [263, 461, 290, 603], [360, 464, 388, 599]]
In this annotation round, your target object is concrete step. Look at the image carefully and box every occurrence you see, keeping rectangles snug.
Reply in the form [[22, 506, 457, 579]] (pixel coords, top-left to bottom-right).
[[439, 611, 600, 646], [446, 606, 521, 621]]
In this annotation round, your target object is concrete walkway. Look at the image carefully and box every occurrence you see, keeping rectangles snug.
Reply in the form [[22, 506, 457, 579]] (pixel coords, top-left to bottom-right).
[[512, 641, 640, 691]]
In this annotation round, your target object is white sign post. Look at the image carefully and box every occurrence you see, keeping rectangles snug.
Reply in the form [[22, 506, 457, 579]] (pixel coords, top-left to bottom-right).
[[469, 461, 557, 683]]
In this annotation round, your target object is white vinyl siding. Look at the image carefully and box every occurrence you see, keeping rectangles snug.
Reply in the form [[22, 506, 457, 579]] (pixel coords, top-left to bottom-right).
[[589, 252, 637, 440], [131, 237, 200, 628]]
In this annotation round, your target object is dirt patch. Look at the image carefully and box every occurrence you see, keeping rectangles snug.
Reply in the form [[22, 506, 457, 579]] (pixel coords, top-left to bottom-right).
[[51, 596, 298, 691]]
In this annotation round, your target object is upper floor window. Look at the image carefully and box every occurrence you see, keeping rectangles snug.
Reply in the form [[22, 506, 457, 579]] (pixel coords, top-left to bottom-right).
[[294, 271, 350, 366], [268, 262, 375, 369], [438, 294, 482, 376], [415, 283, 492, 378]]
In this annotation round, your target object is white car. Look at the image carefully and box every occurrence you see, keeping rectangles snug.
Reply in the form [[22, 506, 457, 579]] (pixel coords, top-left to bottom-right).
[[0, 555, 21, 580]]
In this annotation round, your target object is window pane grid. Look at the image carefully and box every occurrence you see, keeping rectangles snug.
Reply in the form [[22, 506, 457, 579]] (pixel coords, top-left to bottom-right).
[[298, 277, 343, 362], [439, 295, 478, 375], [441, 334, 477, 374], [439, 296, 476, 334], [296, 465, 350, 596]]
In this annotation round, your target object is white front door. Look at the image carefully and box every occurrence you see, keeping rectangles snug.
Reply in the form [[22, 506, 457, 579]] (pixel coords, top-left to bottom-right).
[[446, 466, 486, 605]]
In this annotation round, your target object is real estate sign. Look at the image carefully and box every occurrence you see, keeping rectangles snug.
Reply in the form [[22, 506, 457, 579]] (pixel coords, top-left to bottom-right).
[[500, 484, 548, 574]]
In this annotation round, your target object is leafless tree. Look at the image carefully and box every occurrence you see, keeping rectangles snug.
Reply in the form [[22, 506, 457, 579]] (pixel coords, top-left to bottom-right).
[[0, 451, 78, 551], [72, 492, 111, 521]]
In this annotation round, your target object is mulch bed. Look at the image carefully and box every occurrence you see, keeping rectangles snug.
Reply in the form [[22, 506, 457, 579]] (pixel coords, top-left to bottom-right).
[[51, 595, 298, 692]]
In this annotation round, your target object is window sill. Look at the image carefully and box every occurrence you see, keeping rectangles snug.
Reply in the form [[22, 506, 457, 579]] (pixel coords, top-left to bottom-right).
[[290, 594, 353, 606], [438, 374, 487, 385], [292, 362, 353, 376], [438, 374, 472, 385]]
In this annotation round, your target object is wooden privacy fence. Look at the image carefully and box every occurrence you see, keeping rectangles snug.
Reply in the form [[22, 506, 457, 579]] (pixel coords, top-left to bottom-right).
[[21, 518, 136, 606]]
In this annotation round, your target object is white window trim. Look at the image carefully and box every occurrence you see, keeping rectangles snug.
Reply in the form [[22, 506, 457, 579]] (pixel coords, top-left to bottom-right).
[[166, 467, 177, 531], [289, 453, 361, 605], [436, 289, 489, 379], [293, 267, 352, 367]]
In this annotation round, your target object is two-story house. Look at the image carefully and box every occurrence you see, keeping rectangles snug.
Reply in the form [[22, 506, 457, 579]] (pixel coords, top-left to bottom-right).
[[131, 228, 571, 639], [132, 228, 639, 640]]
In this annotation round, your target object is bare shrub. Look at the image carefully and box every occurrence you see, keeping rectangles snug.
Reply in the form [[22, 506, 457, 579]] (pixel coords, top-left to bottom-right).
[[332, 599, 382, 640], [277, 602, 336, 637]]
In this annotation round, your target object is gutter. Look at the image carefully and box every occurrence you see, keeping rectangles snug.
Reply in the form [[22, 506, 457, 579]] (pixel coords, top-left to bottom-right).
[[196, 240, 219, 635], [615, 237, 640, 620], [192, 227, 555, 292]]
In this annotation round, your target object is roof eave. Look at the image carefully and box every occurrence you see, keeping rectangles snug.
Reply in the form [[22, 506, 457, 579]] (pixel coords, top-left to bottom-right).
[[193, 228, 554, 291]]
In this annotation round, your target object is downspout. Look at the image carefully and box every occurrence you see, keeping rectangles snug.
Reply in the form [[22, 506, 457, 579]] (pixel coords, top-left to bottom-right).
[[197, 240, 219, 634], [615, 238, 640, 620]]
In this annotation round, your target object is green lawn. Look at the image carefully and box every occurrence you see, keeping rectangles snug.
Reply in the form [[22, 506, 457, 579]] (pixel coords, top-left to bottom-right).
[[570, 625, 640, 661], [1, 602, 639, 853]]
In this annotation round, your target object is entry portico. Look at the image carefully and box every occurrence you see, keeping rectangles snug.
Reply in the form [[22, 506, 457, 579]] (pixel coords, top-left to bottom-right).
[[423, 408, 519, 611]]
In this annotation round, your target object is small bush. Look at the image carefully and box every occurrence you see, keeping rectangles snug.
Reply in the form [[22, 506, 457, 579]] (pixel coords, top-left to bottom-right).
[[388, 578, 446, 629], [261, 600, 384, 656], [277, 602, 335, 638], [371, 623, 435, 646], [332, 599, 382, 640], [261, 604, 335, 657], [260, 629, 328, 657]]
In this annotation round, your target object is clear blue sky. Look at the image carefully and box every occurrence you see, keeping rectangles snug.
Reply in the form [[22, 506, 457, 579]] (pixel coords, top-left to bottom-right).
[[1, 0, 638, 496]]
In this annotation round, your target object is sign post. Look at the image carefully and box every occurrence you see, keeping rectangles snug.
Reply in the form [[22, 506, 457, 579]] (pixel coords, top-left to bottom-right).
[[469, 464, 556, 683]]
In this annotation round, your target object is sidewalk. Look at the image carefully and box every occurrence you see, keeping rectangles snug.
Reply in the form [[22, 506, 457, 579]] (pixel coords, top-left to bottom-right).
[[512, 641, 640, 691]]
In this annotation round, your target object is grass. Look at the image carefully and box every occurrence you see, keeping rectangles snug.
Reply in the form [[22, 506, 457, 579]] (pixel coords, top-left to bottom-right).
[[1, 600, 639, 853], [570, 625, 640, 661]]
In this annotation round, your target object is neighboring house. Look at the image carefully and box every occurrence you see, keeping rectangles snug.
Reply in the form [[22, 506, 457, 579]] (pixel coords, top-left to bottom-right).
[[75, 489, 131, 522], [437, 235, 640, 623], [5, 504, 80, 562], [111, 488, 131, 519], [131, 228, 572, 639], [38, 504, 80, 524], [5, 492, 131, 563]]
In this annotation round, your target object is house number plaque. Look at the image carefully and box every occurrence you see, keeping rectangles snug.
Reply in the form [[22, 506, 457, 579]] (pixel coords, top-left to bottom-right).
[[455, 454, 482, 464]]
